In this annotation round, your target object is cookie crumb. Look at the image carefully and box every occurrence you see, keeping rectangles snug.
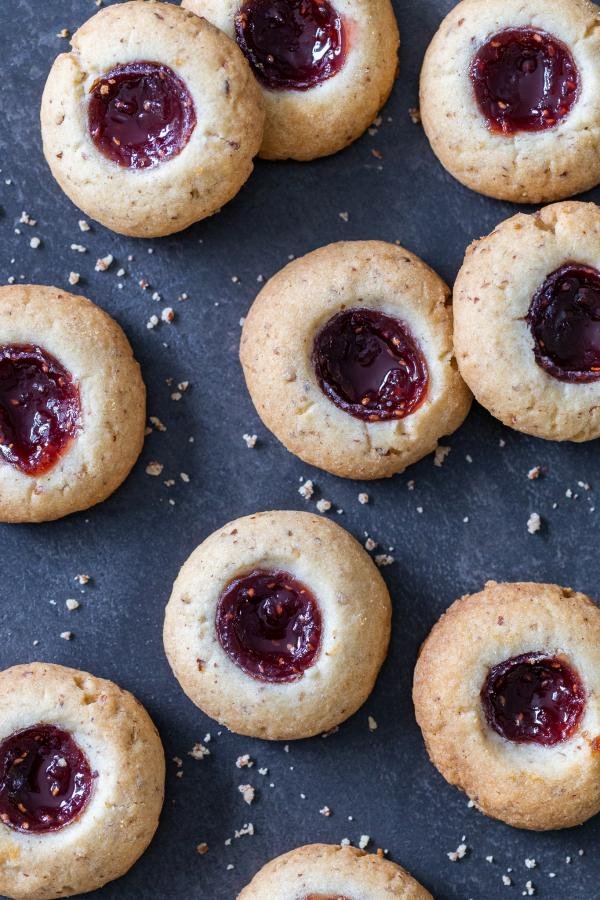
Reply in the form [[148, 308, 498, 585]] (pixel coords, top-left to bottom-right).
[[375, 553, 394, 567], [434, 445, 451, 467], [94, 254, 113, 272], [358, 492, 369, 505], [188, 743, 210, 760], [161, 306, 175, 323], [238, 784, 255, 805], [319, 806, 331, 816], [68, 272, 80, 285], [526, 512, 541, 534], [339, 211, 349, 222], [243, 433, 257, 448], [236, 754, 254, 769], [60, 631, 73, 641], [502, 875, 512, 886], [298, 479, 314, 500], [29, 236, 41, 249], [74, 574, 90, 585], [408, 106, 421, 124], [368, 716, 378, 732], [447, 843, 468, 862], [527, 466, 541, 480], [145, 461, 163, 477], [316, 498, 332, 513], [196, 842, 208, 855], [78, 220, 90, 232], [358, 835, 370, 849], [65, 599, 80, 611]]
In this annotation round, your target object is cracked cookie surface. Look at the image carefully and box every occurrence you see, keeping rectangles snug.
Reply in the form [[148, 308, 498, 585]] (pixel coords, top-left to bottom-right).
[[41, 0, 264, 237], [413, 581, 600, 830], [0, 662, 164, 900], [0, 285, 145, 522], [420, 0, 600, 202], [239, 843, 432, 898], [164, 510, 391, 739], [240, 241, 471, 479], [182, 0, 399, 160], [454, 200, 600, 441]]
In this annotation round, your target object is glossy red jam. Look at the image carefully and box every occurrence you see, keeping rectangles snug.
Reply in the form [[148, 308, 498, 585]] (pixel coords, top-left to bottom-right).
[[470, 28, 579, 134], [0, 725, 93, 833], [527, 263, 600, 382], [481, 652, 585, 746], [216, 569, 322, 682], [313, 308, 429, 421], [0, 344, 80, 475], [235, 0, 345, 91], [88, 61, 196, 168], [305, 895, 351, 900], [305, 895, 351, 899]]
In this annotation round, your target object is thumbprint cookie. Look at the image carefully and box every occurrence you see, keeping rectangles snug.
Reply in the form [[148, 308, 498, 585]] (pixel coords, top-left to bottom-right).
[[454, 201, 600, 441], [0, 285, 145, 523], [238, 843, 432, 899], [413, 581, 600, 830], [163, 510, 391, 739], [0, 662, 164, 900], [420, 0, 600, 202], [240, 241, 471, 479], [41, 1, 264, 237], [182, 0, 399, 160]]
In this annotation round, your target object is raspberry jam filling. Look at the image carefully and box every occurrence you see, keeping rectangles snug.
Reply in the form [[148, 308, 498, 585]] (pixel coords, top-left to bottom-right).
[[0, 725, 93, 833], [313, 308, 429, 421], [216, 569, 322, 682], [0, 344, 80, 476], [235, 0, 345, 91], [481, 652, 585, 746], [527, 263, 600, 382], [470, 28, 579, 134], [305, 895, 351, 899], [88, 61, 196, 168]]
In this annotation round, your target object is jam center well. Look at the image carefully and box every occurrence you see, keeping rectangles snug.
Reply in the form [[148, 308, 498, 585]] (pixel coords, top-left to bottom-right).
[[470, 28, 579, 134], [88, 61, 196, 168], [235, 0, 346, 91], [0, 343, 80, 476], [216, 569, 322, 682], [0, 725, 93, 833], [313, 308, 429, 421], [481, 652, 585, 746], [527, 263, 600, 382]]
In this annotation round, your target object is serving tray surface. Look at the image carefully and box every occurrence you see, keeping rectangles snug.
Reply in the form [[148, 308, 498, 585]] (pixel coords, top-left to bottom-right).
[[1, 1, 599, 897]]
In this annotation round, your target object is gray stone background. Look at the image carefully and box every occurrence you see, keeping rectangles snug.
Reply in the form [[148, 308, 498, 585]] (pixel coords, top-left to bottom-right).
[[1, 0, 599, 897]]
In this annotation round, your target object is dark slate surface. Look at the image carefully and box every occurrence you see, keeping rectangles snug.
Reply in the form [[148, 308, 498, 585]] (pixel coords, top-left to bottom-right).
[[1, 1, 599, 898]]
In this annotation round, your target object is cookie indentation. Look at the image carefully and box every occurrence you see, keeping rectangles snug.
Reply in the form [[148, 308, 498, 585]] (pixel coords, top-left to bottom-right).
[[0, 344, 80, 476], [481, 652, 585, 746], [88, 61, 196, 168], [0, 725, 93, 833], [527, 263, 600, 382], [216, 569, 322, 682], [313, 308, 429, 421], [470, 29, 579, 134], [235, 0, 345, 91]]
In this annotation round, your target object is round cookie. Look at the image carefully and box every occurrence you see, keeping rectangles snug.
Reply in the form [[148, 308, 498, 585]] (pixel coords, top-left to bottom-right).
[[419, 0, 600, 203], [238, 843, 432, 899], [240, 241, 471, 479], [182, 0, 399, 160], [413, 581, 600, 830], [41, 0, 264, 237], [163, 510, 391, 739], [0, 284, 145, 523], [454, 200, 600, 441], [0, 662, 165, 900]]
